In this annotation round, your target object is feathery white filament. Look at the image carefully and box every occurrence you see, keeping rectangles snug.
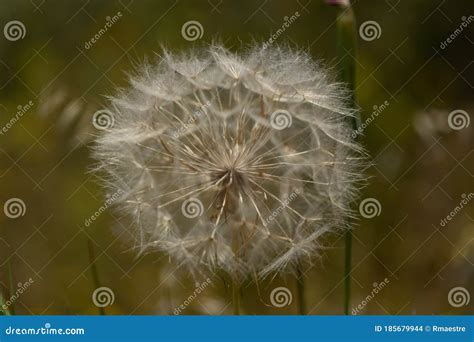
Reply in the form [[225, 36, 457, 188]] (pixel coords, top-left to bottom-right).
[[93, 44, 366, 278]]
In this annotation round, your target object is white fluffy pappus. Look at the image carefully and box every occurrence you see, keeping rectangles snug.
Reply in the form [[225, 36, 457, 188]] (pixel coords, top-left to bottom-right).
[[92, 44, 366, 278]]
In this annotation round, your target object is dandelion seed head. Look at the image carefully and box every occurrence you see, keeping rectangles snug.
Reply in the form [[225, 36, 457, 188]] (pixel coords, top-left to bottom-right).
[[93, 44, 366, 278]]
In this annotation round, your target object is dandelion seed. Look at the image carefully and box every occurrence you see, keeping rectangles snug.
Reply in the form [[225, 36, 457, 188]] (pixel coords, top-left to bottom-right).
[[92, 44, 366, 278]]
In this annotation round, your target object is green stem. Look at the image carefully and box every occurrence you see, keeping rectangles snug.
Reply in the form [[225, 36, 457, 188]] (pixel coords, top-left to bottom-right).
[[232, 277, 240, 315], [0, 225, 11, 315], [343, 232, 352, 315], [296, 266, 306, 315], [334, 0, 360, 315], [7, 259, 15, 315], [231, 224, 241, 315], [0, 287, 10, 315], [87, 239, 105, 315]]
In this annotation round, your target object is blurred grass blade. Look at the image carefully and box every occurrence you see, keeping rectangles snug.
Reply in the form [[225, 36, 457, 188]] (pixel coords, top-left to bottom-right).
[[331, 0, 361, 315], [232, 277, 240, 315], [0, 288, 10, 315], [336, 1, 360, 129], [296, 265, 306, 315], [88, 238, 106, 315], [7, 259, 15, 315], [231, 224, 241, 315]]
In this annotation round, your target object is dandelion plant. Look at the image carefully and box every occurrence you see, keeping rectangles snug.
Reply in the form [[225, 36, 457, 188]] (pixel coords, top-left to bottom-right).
[[328, 0, 361, 314], [0, 290, 9, 315], [93, 44, 365, 313]]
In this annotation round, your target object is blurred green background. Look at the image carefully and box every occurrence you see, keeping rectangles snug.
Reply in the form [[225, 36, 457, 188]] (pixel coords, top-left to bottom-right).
[[0, 0, 473, 315]]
